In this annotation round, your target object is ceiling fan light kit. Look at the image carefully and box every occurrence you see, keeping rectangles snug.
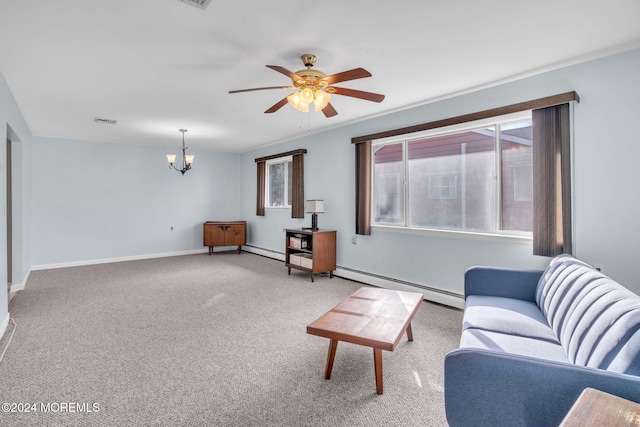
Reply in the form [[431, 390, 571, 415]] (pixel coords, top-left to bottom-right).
[[229, 54, 385, 118], [287, 87, 331, 112]]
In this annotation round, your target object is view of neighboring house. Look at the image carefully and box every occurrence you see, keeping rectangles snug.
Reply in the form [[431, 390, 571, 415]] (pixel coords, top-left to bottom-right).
[[373, 118, 533, 233]]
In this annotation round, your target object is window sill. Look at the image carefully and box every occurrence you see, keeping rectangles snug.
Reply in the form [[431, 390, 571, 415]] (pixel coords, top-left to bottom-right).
[[265, 206, 292, 210], [371, 224, 533, 244]]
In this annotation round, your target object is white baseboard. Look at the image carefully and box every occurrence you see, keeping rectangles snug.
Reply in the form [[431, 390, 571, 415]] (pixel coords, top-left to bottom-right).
[[31, 248, 210, 272], [0, 313, 9, 339], [335, 268, 464, 309], [242, 245, 285, 262], [243, 245, 464, 309], [10, 269, 30, 292], [10, 282, 25, 292]]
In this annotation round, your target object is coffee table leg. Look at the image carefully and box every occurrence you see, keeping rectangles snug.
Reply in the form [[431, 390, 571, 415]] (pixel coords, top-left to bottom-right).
[[374, 348, 383, 395], [406, 322, 414, 341], [325, 339, 338, 379]]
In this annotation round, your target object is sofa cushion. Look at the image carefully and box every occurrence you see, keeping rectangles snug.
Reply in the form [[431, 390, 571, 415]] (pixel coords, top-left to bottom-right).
[[562, 284, 640, 375], [535, 254, 593, 323], [459, 328, 569, 363], [536, 254, 640, 375], [464, 295, 558, 343]]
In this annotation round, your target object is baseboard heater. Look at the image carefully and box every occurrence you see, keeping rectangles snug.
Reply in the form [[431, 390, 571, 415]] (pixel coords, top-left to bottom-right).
[[242, 244, 464, 309]]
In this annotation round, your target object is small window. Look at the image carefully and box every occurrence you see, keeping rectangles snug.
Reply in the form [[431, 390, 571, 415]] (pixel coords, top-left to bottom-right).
[[428, 174, 457, 199], [266, 157, 292, 208]]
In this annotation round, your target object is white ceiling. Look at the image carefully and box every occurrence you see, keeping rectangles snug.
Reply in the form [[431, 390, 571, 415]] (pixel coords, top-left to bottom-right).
[[1, 0, 639, 152]]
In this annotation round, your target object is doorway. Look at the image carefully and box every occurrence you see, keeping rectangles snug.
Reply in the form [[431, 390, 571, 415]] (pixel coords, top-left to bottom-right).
[[6, 137, 12, 292]]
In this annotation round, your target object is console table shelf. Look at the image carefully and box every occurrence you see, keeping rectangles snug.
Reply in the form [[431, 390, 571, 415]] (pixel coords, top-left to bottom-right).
[[285, 229, 336, 282]]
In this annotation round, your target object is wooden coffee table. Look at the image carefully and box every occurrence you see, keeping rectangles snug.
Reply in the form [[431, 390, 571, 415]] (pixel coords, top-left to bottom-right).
[[307, 287, 423, 395]]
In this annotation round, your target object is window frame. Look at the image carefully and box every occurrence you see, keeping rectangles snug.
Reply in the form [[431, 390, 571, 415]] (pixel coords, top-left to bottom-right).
[[265, 155, 293, 209], [370, 111, 533, 239]]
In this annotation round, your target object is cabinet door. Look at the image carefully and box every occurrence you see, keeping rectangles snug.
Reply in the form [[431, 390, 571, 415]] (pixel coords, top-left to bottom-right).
[[203, 223, 217, 246], [225, 224, 246, 246], [212, 225, 226, 246], [311, 231, 336, 274]]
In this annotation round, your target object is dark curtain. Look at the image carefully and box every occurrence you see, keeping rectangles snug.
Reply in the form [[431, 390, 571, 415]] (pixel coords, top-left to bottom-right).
[[256, 161, 265, 216], [355, 140, 372, 235], [532, 103, 572, 256], [291, 153, 304, 218]]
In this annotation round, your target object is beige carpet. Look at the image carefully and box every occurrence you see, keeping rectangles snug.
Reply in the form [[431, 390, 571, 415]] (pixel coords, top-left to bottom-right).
[[0, 252, 462, 426]]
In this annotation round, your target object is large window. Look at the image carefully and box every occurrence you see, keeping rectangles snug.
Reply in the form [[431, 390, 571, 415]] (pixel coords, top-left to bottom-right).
[[372, 115, 533, 235], [266, 156, 293, 208]]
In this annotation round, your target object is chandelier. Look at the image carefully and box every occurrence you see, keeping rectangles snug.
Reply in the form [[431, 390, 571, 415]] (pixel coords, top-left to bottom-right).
[[166, 129, 194, 175]]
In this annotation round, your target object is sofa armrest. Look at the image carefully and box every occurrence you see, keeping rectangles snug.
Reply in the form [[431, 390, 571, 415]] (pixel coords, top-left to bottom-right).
[[464, 266, 544, 301], [444, 348, 640, 427]]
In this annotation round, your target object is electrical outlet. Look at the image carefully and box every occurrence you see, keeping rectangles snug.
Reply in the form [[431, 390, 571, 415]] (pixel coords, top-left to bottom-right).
[[170, 226, 174, 231]]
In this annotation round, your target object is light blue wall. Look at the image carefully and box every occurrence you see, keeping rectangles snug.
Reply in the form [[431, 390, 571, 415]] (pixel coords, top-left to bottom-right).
[[568, 49, 640, 285], [31, 137, 241, 265], [6, 47, 640, 311], [239, 48, 640, 296]]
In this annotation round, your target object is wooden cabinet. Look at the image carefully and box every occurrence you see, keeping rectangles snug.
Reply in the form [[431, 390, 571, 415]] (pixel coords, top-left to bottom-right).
[[285, 229, 336, 282], [203, 221, 246, 255]]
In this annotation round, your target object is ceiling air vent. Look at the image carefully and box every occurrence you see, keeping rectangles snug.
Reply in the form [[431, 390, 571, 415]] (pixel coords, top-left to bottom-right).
[[177, 0, 212, 10], [94, 117, 117, 125]]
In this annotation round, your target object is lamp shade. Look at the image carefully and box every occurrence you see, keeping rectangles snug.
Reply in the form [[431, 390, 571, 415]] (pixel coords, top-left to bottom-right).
[[185, 155, 195, 165], [313, 90, 331, 111], [287, 92, 310, 112], [300, 87, 314, 104], [305, 200, 324, 213], [287, 92, 301, 108], [166, 154, 177, 164]]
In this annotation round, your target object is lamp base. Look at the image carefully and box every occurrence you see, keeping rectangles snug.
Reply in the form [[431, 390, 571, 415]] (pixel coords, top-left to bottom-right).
[[310, 213, 318, 231]]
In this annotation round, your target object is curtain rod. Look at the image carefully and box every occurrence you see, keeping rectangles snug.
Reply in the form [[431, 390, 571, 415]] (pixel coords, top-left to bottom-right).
[[255, 149, 307, 163], [351, 91, 579, 144]]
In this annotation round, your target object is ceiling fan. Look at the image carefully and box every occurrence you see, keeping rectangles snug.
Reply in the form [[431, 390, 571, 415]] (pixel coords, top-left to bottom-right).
[[229, 54, 385, 118]]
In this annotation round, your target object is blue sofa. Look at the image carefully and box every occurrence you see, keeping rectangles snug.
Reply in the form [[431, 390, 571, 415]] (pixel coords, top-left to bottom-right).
[[444, 254, 640, 426]]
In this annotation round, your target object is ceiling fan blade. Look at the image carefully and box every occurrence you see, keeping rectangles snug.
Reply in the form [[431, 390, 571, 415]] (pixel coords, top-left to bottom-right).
[[321, 68, 372, 85], [266, 65, 302, 82], [322, 103, 338, 118], [229, 86, 293, 94], [265, 97, 289, 114], [330, 86, 385, 103]]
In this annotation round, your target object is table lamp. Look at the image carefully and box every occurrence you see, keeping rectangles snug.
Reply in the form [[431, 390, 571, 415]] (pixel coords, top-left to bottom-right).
[[305, 200, 324, 231]]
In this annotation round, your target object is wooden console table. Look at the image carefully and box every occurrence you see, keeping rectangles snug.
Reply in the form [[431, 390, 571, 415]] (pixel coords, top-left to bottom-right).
[[203, 221, 246, 255]]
